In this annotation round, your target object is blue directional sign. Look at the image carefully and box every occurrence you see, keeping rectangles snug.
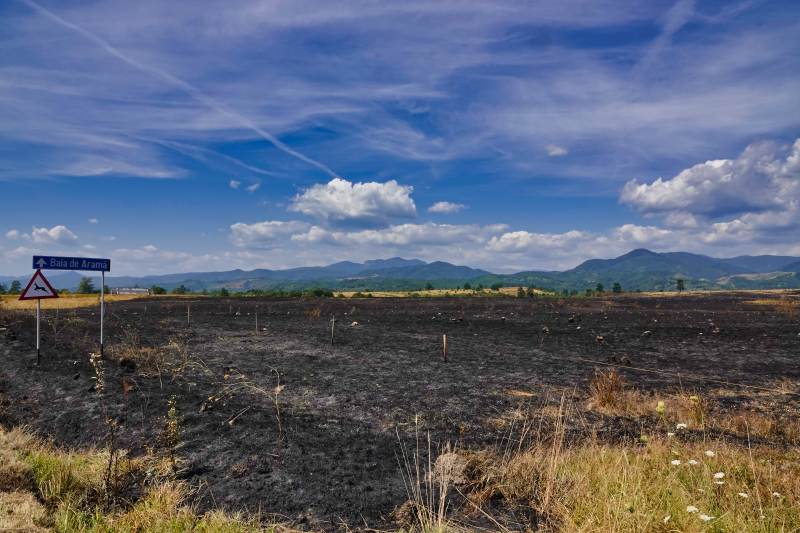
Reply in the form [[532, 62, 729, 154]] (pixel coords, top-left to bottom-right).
[[33, 255, 111, 272]]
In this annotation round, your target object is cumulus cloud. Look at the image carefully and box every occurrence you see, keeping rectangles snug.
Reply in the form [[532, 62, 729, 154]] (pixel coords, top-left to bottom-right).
[[545, 144, 568, 157], [230, 220, 309, 248], [88, 218, 99, 224], [621, 138, 800, 218], [31, 225, 78, 245], [487, 230, 593, 253], [289, 178, 416, 227], [246, 183, 261, 193], [111, 245, 223, 273], [292, 222, 506, 247], [428, 201, 466, 214], [5, 229, 21, 240], [229, 180, 241, 189]]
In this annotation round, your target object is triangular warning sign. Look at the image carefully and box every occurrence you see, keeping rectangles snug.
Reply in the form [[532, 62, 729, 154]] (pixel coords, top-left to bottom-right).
[[19, 269, 59, 300]]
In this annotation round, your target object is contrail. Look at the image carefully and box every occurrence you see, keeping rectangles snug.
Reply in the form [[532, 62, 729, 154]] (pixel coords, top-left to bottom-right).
[[22, 0, 340, 179]]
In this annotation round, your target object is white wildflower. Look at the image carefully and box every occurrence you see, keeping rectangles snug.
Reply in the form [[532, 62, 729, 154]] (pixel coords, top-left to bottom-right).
[[738, 493, 749, 498], [667, 432, 675, 437], [676, 423, 688, 430], [663, 515, 671, 524], [686, 505, 699, 513], [699, 514, 715, 522], [715, 481, 725, 485], [705, 450, 716, 457], [713, 472, 725, 480], [688, 459, 698, 465], [671, 459, 681, 466], [773, 492, 782, 498]]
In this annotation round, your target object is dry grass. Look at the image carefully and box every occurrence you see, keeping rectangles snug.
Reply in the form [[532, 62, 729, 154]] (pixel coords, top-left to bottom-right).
[[748, 297, 799, 318], [588, 369, 627, 410], [0, 426, 291, 532], [409, 439, 800, 532], [0, 293, 144, 310]]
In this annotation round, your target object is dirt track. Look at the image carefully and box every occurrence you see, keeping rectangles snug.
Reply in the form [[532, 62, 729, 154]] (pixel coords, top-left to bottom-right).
[[1, 293, 799, 530]]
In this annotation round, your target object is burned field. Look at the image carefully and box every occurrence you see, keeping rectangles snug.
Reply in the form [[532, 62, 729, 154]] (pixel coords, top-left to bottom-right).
[[1, 292, 799, 530]]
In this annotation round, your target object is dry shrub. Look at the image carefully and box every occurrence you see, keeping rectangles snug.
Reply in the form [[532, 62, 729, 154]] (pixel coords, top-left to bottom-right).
[[588, 368, 626, 409], [304, 306, 322, 319]]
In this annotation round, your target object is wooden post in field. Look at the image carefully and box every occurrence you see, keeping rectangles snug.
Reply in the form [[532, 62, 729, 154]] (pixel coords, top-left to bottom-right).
[[255, 308, 259, 334], [187, 304, 191, 326], [330, 316, 335, 345], [442, 334, 448, 362]]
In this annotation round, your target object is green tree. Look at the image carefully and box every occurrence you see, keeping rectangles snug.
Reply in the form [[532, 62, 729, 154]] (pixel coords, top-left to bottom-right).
[[463, 282, 472, 290], [517, 287, 526, 298], [150, 285, 166, 295], [0, 282, 6, 295], [9, 280, 21, 294], [171, 285, 189, 295], [612, 282, 622, 293], [585, 288, 593, 297], [218, 287, 230, 297], [77, 277, 95, 294], [595, 283, 605, 293], [425, 282, 434, 290], [490, 283, 503, 291], [676, 279, 685, 292], [526, 286, 536, 298]]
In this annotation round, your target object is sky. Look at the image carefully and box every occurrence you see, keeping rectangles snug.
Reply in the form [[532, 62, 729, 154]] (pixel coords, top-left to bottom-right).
[[0, 0, 798, 276]]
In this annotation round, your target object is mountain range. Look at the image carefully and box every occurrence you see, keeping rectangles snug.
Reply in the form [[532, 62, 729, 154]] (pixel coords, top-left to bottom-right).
[[2, 249, 800, 293]]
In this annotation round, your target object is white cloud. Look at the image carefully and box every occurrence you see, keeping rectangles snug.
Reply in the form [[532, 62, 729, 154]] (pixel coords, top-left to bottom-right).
[[5, 229, 20, 240], [487, 229, 593, 253], [545, 144, 568, 157], [31, 225, 78, 245], [428, 201, 466, 214], [246, 182, 261, 193], [289, 178, 416, 227], [111, 245, 222, 273], [230, 220, 309, 248], [292, 222, 506, 247], [621, 138, 800, 218], [229, 179, 241, 189], [88, 218, 99, 224]]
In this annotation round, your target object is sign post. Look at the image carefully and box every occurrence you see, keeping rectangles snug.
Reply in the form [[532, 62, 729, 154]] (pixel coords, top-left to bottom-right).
[[32, 255, 111, 357], [19, 269, 59, 364]]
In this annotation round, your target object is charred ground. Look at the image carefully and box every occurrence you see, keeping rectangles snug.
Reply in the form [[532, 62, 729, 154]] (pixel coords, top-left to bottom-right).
[[1, 292, 799, 530]]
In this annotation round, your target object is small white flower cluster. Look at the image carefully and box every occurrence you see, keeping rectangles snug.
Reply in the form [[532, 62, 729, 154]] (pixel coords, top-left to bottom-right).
[[687, 506, 714, 521]]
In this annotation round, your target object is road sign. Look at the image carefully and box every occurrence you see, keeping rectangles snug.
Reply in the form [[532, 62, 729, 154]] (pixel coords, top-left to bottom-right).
[[19, 270, 59, 300], [33, 255, 110, 272]]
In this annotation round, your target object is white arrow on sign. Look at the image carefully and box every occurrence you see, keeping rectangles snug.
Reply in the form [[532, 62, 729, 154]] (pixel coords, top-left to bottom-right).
[[35, 258, 47, 268], [19, 270, 59, 300]]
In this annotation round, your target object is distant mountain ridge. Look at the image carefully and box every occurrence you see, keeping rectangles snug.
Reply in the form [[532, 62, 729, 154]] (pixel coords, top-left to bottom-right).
[[1, 250, 799, 292]]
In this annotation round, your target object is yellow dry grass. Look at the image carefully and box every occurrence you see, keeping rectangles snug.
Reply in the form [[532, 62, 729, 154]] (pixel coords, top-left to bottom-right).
[[0, 426, 292, 532], [0, 293, 144, 310]]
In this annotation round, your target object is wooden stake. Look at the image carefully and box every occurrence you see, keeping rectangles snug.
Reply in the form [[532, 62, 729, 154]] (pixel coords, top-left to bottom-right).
[[255, 309, 259, 334], [442, 334, 448, 362], [187, 304, 190, 326], [330, 316, 335, 345]]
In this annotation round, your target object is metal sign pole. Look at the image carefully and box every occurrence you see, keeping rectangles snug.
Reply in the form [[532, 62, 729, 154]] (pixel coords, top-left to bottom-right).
[[100, 271, 105, 357], [36, 299, 41, 365]]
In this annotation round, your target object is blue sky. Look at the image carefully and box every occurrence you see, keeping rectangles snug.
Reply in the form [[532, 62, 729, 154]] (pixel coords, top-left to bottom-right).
[[1, 0, 798, 276]]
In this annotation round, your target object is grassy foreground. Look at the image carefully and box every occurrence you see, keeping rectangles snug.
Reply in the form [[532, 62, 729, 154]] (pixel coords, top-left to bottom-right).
[[0, 427, 286, 532], [3, 418, 797, 532]]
